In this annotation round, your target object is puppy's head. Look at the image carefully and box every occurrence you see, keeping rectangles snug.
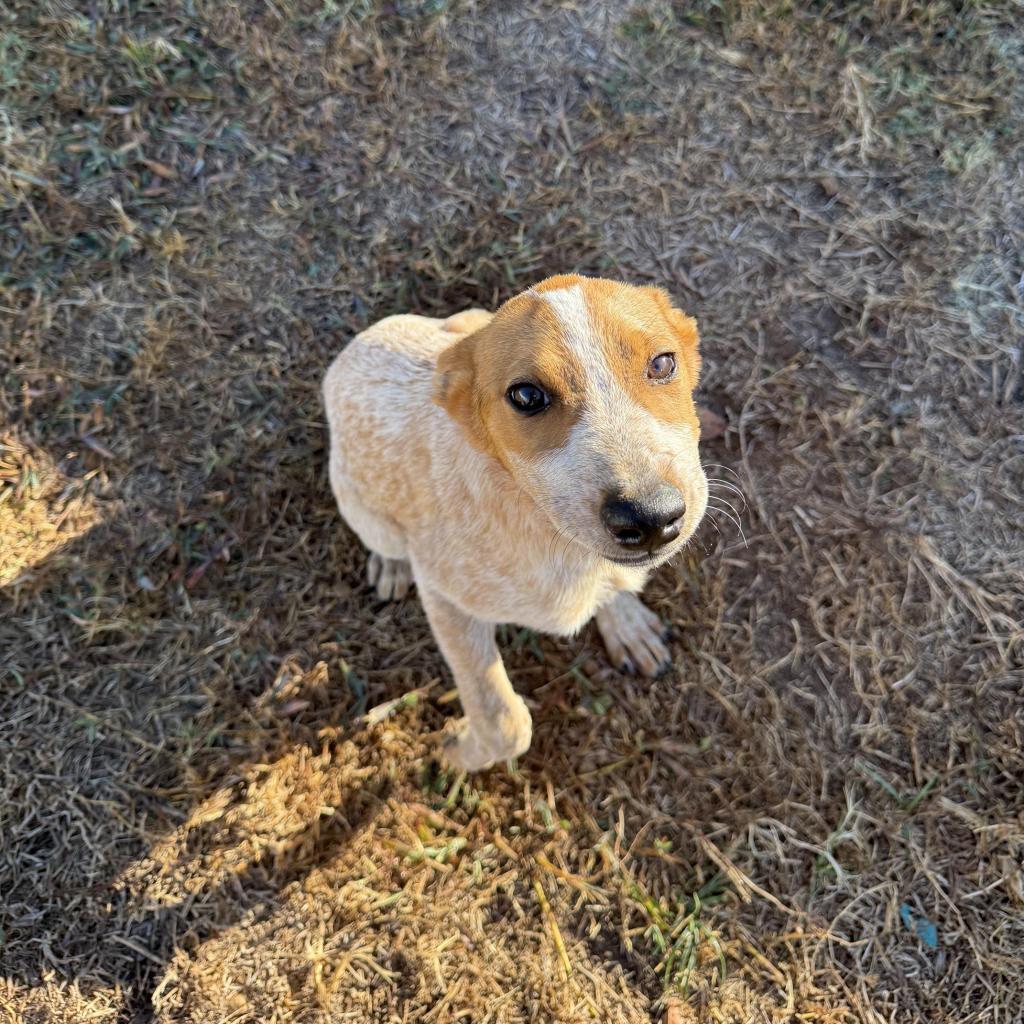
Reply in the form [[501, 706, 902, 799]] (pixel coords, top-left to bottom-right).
[[434, 275, 707, 568]]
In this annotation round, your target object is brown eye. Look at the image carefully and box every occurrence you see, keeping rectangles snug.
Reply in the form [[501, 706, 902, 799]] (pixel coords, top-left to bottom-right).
[[647, 353, 676, 382], [507, 382, 549, 415]]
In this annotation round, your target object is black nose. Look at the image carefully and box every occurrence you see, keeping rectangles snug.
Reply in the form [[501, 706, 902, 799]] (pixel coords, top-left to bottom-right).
[[601, 487, 686, 551]]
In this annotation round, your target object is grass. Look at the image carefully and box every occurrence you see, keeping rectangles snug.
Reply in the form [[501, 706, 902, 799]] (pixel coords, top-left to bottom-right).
[[1, 0, 1023, 1022], [633, 874, 729, 997]]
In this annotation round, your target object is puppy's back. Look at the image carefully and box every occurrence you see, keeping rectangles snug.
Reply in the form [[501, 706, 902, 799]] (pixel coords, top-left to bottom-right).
[[330, 308, 486, 381]]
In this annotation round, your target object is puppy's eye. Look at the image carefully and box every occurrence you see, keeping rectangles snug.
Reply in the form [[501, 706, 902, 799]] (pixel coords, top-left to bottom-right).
[[647, 353, 676, 382], [506, 382, 549, 415]]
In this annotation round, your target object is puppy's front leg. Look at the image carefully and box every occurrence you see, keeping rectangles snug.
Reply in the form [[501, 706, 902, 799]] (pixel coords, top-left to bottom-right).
[[419, 586, 532, 772]]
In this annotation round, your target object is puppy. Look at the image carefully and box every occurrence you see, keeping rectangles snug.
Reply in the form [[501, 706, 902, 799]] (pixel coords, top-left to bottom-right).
[[323, 275, 708, 770]]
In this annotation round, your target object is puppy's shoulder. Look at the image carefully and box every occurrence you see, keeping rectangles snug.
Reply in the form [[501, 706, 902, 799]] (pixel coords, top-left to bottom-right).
[[323, 307, 493, 409], [354, 313, 458, 363]]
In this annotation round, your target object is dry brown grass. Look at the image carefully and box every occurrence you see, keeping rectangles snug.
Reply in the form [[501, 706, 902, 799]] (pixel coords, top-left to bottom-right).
[[2, 1, 1023, 1021]]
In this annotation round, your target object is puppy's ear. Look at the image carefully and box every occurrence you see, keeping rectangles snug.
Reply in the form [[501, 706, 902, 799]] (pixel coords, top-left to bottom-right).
[[642, 286, 702, 386], [434, 334, 488, 449]]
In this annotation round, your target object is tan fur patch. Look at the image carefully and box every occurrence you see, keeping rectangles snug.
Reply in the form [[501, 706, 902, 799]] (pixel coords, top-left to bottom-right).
[[535, 276, 700, 391], [434, 275, 702, 471], [435, 290, 585, 464], [581, 278, 702, 433]]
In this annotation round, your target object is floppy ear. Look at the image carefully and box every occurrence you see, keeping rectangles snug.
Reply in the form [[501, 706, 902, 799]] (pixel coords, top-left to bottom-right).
[[642, 286, 702, 386], [433, 333, 486, 448]]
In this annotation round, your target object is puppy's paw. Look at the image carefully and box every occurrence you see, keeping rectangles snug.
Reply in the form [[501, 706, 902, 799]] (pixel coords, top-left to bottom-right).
[[596, 593, 672, 678], [366, 553, 412, 601], [442, 698, 532, 772]]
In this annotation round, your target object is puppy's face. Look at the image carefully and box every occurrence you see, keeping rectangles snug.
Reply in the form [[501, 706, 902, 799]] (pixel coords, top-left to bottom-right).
[[435, 275, 707, 568]]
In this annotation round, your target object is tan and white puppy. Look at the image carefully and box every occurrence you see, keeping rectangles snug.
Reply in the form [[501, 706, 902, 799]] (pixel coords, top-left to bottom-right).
[[323, 275, 708, 771]]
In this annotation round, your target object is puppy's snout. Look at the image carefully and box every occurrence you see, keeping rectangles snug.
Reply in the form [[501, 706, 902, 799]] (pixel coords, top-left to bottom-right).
[[601, 486, 685, 551]]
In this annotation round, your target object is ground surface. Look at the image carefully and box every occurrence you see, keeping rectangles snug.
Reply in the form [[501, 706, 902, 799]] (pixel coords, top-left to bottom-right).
[[2, 2, 1023, 1022]]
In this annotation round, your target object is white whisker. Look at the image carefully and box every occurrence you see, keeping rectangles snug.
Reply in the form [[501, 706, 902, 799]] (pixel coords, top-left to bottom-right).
[[702, 462, 743, 482], [707, 494, 742, 521], [707, 479, 747, 503], [705, 499, 747, 547]]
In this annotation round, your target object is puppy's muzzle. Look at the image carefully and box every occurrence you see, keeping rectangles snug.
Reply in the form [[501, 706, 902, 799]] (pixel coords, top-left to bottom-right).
[[601, 486, 685, 553]]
